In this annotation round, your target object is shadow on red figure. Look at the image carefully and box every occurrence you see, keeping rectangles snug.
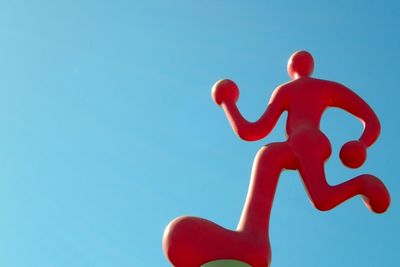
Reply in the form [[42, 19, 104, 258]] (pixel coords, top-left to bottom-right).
[[162, 51, 391, 267]]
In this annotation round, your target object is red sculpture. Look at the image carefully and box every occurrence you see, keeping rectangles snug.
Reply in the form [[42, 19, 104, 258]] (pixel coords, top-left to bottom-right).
[[162, 51, 390, 267]]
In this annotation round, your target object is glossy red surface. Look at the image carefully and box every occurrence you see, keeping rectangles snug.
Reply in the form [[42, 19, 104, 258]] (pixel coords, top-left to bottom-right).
[[163, 51, 390, 267]]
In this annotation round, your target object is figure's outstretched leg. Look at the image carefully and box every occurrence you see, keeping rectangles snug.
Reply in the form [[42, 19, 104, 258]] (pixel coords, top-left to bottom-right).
[[298, 158, 390, 213], [237, 142, 297, 235], [162, 142, 297, 267]]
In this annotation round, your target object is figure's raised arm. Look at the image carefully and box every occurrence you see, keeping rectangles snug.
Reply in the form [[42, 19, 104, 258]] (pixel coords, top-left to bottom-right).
[[211, 79, 287, 141]]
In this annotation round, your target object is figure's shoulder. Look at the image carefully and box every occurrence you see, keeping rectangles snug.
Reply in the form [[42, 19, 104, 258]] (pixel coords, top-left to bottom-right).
[[268, 82, 293, 105], [274, 77, 346, 95], [274, 80, 297, 93], [271, 83, 290, 98], [309, 77, 345, 88]]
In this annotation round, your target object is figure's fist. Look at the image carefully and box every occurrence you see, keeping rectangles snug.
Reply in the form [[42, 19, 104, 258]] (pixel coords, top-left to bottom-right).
[[211, 79, 239, 105], [339, 140, 367, 168]]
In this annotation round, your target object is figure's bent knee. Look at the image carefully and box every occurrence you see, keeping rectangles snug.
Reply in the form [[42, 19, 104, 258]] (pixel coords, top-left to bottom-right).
[[311, 198, 334, 211], [307, 187, 335, 211]]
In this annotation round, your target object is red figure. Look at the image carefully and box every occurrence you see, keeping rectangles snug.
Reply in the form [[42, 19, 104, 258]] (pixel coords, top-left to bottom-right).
[[162, 51, 390, 267]]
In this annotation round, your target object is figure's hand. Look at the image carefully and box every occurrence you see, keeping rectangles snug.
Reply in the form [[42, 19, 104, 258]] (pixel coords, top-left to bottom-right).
[[211, 79, 239, 106], [339, 140, 367, 168]]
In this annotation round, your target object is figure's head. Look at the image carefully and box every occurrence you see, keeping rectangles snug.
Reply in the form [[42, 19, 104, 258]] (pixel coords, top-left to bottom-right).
[[287, 50, 314, 79]]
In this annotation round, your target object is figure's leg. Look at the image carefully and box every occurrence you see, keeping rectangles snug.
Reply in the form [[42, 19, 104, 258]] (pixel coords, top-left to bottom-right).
[[298, 158, 390, 213], [237, 142, 297, 236], [162, 142, 297, 267]]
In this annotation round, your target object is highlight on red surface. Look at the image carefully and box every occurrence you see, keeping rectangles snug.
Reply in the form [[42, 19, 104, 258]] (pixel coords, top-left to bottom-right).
[[162, 51, 390, 267]]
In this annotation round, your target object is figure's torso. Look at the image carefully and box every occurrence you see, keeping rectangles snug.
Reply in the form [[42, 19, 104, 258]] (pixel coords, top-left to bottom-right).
[[280, 77, 333, 157], [281, 77, 335, 134]]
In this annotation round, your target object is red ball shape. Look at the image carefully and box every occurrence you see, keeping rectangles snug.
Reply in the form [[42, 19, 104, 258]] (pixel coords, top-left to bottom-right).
[[339, 141, 367, 168], [287, 50, 314, 79], [212, 79, 239, 105]]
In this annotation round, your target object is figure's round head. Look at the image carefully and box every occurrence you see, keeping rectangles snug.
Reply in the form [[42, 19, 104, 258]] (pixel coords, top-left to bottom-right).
[[287, 50, 314, 79]]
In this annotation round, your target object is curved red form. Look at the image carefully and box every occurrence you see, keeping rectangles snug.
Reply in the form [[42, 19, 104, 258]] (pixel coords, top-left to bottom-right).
[[162, 51, 390, 267]]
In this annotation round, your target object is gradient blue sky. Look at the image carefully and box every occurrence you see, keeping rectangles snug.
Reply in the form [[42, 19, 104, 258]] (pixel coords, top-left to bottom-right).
[[0, 1, 398, 266]]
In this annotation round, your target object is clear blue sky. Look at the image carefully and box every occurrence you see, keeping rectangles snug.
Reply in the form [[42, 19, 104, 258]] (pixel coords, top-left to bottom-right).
[[0, 1, 398, 266]]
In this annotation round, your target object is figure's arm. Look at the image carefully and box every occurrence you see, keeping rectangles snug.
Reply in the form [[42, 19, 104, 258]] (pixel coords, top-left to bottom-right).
[[326, 82, 381, 147], [326, 82, 381, 168], [211, 79, 287, 141]]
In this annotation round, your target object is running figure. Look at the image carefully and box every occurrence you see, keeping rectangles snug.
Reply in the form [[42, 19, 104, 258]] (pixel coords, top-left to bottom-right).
[[162, 51, 390, 267]]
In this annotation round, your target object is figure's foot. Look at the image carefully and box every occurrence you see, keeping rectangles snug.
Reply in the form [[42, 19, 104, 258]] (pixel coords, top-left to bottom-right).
[[162, 216, 271, 267], [361, 175, 390, 213]]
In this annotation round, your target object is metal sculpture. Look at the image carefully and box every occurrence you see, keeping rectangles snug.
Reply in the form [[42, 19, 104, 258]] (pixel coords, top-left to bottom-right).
[[162, 51, 390, 267]]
